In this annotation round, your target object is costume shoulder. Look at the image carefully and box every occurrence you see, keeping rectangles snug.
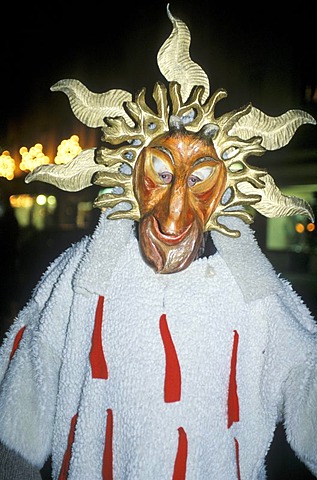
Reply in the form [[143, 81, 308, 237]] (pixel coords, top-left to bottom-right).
[[211, 216, 289, 302], [31, 234, 90, 307], [0, 233, 90, 372]]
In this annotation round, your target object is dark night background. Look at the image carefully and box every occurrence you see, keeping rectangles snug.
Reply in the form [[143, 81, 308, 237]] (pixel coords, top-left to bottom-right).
[[1, 1, 316, 151], [1, 1, 317, 479]]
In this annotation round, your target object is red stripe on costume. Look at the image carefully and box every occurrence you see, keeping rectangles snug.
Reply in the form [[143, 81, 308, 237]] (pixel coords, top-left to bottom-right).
[[159, 314, 181, 402], [9, 326, 26, 360], [227, 330, 240, 429], [103, 408, 113, 480], [172, 427, 188, 480], [58, 413, 78, 480], [234, 437, 241, 480], [90, 295, 108, 379]]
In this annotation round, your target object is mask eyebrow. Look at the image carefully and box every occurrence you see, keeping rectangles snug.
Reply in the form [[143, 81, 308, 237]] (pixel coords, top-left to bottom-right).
[[153, 146, 174, 164], [192, 156, 216, 167]]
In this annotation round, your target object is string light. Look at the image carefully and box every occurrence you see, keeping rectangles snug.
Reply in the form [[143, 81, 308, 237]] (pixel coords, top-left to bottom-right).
[[307, 222, 316, 232], [54, 135, 82, 164], [19, 143, 50, 172], [295, 222, 316, 234], [0, 135, 84, 179], [0, 151, 16, 180], [295, 222, 305, 234]]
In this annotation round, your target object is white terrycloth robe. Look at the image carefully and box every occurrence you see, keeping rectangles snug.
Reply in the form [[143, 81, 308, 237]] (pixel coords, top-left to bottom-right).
[[0, 212, 317, 479]]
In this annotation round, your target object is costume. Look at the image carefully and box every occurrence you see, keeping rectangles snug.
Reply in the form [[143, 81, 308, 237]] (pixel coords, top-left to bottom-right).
[[0, 6, 317, 479]]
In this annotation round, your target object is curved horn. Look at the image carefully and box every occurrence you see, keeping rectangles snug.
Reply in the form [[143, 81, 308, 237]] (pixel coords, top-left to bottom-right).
[[25, 148, 104, 191], [51, 79, 133, 128], [238, 174, 314, 221], [229, 107, 316, 150], [157, 4, 210, 102]]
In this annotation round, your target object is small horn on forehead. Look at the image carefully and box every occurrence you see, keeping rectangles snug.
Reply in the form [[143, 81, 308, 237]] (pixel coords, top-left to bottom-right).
[[169, 115, 184, 130], [199, 123, 219, 139]]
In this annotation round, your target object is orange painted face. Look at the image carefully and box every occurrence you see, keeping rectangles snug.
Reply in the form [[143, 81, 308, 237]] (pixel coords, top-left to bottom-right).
[[133, 130, 227, 274]]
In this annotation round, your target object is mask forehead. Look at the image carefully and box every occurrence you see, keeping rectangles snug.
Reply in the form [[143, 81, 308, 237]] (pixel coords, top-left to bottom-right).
[[151, 132, 219, 168]]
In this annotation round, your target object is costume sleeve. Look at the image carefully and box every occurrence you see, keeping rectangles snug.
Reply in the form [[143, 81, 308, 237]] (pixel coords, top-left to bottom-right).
[[277, 283, 317, 476], [0, 237, 89, 470], [282, 338, 317, 476]]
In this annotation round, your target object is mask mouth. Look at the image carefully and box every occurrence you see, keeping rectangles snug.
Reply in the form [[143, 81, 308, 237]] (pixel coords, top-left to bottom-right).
[[138, 214, 204, 274], [151, 216, 192, 245], [134, 221, 217, 260]]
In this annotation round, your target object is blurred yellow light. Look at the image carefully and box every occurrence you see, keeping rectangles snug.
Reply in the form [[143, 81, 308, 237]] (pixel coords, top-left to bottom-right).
[[36, 194, 46, 205], [0, 134, 85, 178], [0, 150, 16, 180], [20, 143, 50, 172], [47, 195, 57, 206], [9, 194, 34, 208], [295, 222, 305, 234], [54, 135, 82, 164], [307, 222, 316, 232]]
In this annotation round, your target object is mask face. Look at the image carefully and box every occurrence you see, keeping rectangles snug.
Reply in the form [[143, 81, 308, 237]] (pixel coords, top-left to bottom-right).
[[133, 131, 227, 274]]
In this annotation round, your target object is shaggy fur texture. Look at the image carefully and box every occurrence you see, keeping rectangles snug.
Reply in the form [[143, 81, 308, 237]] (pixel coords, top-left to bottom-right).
[[0, 212, 316, 479]]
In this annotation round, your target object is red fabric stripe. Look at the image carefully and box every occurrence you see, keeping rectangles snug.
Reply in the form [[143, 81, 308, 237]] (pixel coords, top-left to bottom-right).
[[172, 427, 188, 480], [227, 330, 240, 429], [9, 326, 26, 360], [103, 408, 113, 480], [234, 437, 241, 480], [58, 413, 78, 480], [90, 295, 108, 379], [159, 314, 181, 403]]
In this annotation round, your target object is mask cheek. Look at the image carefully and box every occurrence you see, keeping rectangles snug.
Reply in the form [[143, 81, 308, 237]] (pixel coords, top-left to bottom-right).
[[138, 216, 164, 271], [191, 191, 218, 226], [193, 173, 228, 224]]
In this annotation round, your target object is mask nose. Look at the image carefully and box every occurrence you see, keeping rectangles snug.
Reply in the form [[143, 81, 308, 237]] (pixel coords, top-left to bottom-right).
[[155, 184, 194, 236]]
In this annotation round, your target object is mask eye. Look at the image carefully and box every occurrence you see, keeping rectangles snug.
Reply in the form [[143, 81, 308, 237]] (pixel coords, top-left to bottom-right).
[[188, 175, 200, 187], [159, 172, 173, 184], [188, 166, 214, 187], [152, 155, 173, 184]]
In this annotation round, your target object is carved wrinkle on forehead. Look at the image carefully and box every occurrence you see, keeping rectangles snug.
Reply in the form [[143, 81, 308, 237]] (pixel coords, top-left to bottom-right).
[[153, 145, 175, 163]]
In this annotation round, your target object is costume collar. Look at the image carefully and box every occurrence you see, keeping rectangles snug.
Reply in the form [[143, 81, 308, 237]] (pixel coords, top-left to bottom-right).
[[73, 210, 282, 304]]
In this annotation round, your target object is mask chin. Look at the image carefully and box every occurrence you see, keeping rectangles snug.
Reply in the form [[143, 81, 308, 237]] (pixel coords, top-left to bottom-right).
[[138, 216, 204, 274]]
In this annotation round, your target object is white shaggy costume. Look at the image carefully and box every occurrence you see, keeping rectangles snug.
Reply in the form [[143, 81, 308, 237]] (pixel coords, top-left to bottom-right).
[[1, 6, 317, 478], [0, 212, 316, 479]]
